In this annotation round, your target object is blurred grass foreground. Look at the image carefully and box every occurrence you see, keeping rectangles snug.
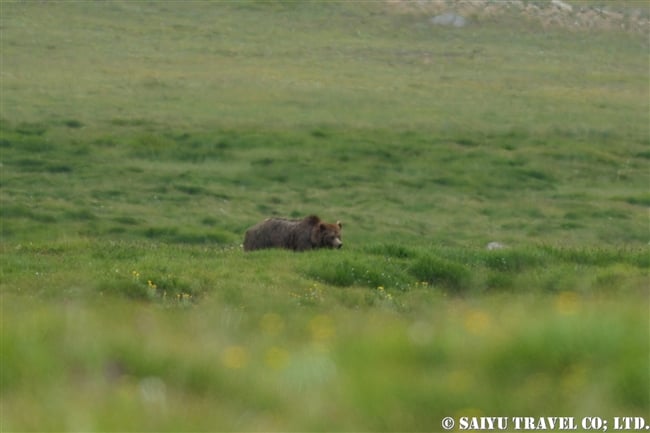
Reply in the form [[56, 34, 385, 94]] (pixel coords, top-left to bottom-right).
[[1, 1, 649, 431]]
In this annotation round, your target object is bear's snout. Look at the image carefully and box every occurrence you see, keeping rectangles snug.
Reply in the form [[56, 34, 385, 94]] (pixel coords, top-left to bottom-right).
[[337, 243, 343, 249]]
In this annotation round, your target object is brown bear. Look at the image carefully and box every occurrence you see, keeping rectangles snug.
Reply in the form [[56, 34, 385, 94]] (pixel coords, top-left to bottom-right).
[[243, 215, 343, 252]]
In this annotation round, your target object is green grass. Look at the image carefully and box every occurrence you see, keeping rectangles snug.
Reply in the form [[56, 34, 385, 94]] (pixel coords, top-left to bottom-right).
[[1, 2, 649, 431]]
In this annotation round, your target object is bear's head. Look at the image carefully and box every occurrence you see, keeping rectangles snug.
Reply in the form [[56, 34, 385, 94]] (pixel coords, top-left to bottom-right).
[[313, 220, 343, 249]]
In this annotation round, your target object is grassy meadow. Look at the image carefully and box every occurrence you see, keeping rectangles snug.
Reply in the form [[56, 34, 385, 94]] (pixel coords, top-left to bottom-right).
[[1, 1, 649, 431]]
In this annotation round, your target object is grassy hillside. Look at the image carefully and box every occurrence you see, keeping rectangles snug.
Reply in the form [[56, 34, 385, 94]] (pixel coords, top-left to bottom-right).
[[1, 2, 648, 431]]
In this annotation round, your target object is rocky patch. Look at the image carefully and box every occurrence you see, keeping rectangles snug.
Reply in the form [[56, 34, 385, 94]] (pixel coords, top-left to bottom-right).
[[387, 0, 649, 34]]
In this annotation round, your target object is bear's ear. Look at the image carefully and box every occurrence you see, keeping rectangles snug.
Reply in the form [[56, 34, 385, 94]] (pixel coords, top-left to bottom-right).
[[337, 221, 342, 229]]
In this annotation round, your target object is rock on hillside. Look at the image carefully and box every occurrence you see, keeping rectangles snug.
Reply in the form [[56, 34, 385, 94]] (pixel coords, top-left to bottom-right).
[[387, 0, 649, 34]]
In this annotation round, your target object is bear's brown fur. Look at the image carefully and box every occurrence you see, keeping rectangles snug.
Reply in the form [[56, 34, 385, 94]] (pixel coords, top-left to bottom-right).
[[243, 215, 343, 252]]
